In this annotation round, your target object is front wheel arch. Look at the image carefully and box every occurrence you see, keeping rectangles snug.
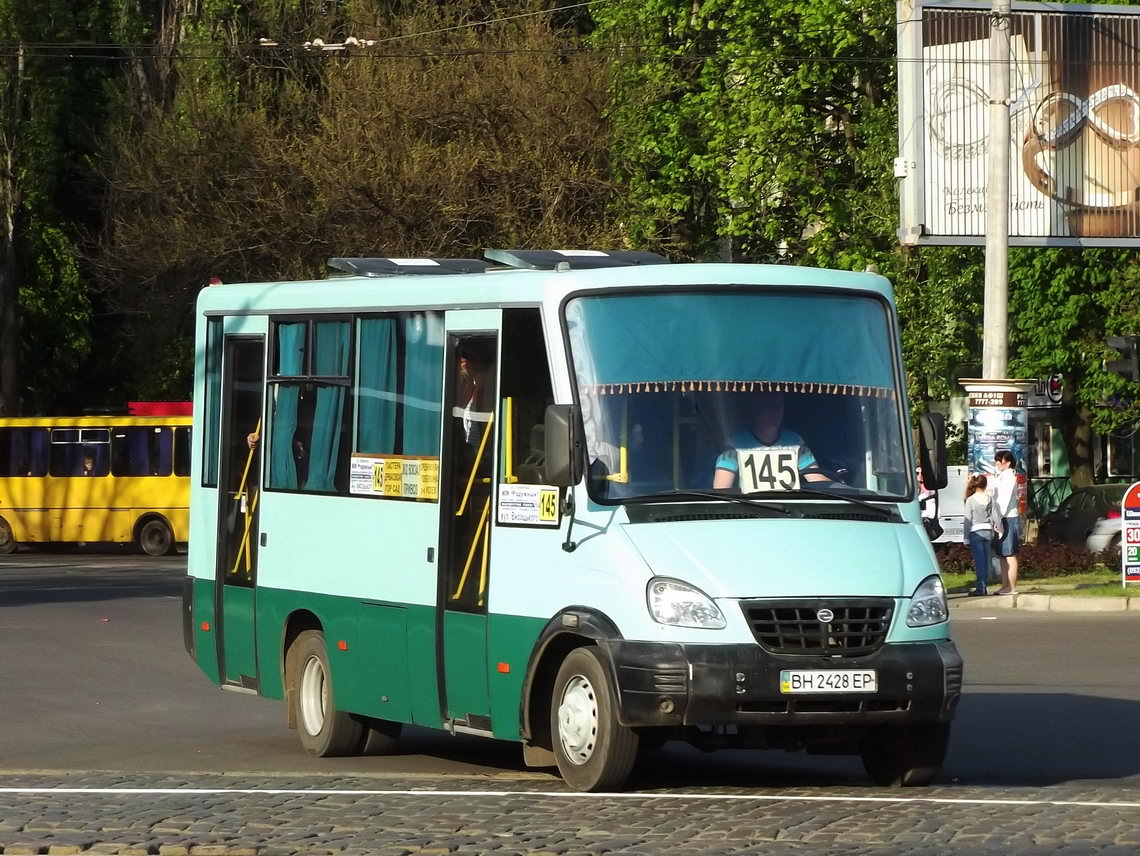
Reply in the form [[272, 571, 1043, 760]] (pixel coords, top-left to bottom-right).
[[519, 607, 624, 749]]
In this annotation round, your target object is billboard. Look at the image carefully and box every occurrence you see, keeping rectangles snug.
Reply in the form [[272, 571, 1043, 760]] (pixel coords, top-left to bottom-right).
[[898, 0, 1140, 246]]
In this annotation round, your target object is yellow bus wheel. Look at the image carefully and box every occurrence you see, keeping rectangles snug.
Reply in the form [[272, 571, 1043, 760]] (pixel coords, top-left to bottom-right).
[[138, 519, 174, 557], [0, 517, 14, 554]]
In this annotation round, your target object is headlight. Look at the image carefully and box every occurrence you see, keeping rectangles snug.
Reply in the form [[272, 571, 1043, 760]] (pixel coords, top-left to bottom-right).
[[647, 578, 726, 629], [906, 575, 949, 627]]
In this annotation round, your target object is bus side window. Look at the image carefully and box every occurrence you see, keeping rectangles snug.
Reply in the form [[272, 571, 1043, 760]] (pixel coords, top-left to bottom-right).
[[174, 427, 191, 477], [0, 428, 48, 476], [267, 318, 352, 494], [51, 429, 110, 476], [352, 311, 445, 499], [501, 308, 553, 485], [112, 427, 174, 477]]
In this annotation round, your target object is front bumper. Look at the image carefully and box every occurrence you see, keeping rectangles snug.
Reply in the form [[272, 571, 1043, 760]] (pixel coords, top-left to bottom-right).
[[603, 639, 962, 728]]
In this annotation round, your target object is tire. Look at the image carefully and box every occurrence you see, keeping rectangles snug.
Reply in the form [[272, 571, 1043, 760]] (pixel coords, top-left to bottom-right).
[[286, 630, 364, 757], [551, 646, 638, 792], [0, 517, 14, 554], [860, 722, 951, 787], [359, 717, 402, 755], [138, 518, 174, 556]]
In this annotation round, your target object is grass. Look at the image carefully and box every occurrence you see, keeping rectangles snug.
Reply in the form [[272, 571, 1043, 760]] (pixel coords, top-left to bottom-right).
[[1025, 582, 1139, 597], [941, 568, 1122, 593]]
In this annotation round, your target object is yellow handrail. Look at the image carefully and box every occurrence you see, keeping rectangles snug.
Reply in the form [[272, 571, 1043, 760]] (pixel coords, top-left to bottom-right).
[[456, 410, 494, 517], [451, 495, 490, 601], [229, 419, 261, 580]]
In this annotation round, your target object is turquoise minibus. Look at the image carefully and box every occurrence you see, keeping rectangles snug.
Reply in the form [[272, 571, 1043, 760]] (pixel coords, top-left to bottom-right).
[[183, 250, 958, 791]]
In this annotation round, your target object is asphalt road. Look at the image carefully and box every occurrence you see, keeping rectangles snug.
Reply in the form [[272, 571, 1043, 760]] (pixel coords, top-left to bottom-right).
[[4, 553, 1140, 854]]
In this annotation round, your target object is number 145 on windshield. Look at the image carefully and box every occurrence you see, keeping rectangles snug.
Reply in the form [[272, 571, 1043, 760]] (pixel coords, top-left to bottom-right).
[[737, 447, 800, 493]]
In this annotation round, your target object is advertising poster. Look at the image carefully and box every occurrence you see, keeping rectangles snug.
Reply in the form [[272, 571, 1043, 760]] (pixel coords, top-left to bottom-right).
[[967, 388, 1030, 515], [1122, 481, 1140, 584]]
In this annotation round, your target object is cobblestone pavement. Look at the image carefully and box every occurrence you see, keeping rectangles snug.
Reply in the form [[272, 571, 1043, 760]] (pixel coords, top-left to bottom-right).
[[1, 771, 1140, 855]]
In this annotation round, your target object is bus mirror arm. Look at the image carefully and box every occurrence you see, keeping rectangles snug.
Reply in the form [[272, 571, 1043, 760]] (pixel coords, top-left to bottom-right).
[[561, 489, 577, 553]]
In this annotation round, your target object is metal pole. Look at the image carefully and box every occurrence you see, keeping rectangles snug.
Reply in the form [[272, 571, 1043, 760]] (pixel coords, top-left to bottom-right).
[[983, 0, 1011, 379]]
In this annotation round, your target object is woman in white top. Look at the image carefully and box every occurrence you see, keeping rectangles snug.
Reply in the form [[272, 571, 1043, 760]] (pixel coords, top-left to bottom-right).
[[990, 450, 1021, 594], [963, 473, 1003, 596]]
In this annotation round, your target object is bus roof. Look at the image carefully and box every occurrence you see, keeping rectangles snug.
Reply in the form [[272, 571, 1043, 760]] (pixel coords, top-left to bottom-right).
[[197, 257, 895, 316]]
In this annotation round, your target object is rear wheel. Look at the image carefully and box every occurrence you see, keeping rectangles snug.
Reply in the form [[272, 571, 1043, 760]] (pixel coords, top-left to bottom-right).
[[287, 630, 364, 756], [861, 722, 950, 787], [551, 647, 638, 792], [359, 717, 402, 755], [138, 518, 174, 556], [0, 517, 14, 554]]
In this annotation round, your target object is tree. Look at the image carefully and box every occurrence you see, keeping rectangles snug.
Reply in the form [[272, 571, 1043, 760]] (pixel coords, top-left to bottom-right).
[[92, 0, 620, 394], [0, 0, 116, 414], [592, 0, 980, 419]]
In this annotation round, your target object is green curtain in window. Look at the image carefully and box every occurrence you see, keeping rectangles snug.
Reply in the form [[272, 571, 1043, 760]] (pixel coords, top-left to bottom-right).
[[402, 314, 443, 456], [357, 318, 398, 454], [277, 321, 306, 377], [269, 323, 305, 489], [304, 321, 350, 492]]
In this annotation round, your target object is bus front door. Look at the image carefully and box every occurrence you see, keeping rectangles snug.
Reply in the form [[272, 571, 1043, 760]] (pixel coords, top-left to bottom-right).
[[215, 337, 265, 690], [438, 326, 498, 733]]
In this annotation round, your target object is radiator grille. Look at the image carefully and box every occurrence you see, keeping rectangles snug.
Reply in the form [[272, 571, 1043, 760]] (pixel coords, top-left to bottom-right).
[[741, 599, 893, 657]]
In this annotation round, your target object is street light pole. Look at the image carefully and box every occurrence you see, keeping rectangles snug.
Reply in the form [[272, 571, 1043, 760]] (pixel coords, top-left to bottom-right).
[[983, 0, 1011, 380]]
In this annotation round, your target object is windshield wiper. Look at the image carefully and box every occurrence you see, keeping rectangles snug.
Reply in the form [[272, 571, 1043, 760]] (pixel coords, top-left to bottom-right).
[[784, 487, 899, 519], [623, 490, 804, 518]]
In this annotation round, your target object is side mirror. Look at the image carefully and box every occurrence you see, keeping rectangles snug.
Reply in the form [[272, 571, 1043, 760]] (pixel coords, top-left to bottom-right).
[[544, 404, 584, 487], [918, 412, 948, 490]]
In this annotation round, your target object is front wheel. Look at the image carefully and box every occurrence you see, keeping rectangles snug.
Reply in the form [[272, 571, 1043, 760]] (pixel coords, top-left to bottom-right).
[[286, 630, 364, 756], [551, 646, 638, 792], [0, 517, 14, 554], [138, 518, 174, 556], [860, 722, 950, 787]]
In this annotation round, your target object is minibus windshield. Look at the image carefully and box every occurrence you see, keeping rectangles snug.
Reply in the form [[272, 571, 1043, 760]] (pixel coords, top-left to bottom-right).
[[564, 289, 912, 503]]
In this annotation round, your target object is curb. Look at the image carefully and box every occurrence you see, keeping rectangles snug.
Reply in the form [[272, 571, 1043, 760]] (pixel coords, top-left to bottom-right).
[[950, 591, 1140, 612]]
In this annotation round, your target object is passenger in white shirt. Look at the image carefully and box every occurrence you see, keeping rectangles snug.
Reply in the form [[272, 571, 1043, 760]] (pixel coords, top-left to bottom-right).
[[989, 450, 1021, 594]]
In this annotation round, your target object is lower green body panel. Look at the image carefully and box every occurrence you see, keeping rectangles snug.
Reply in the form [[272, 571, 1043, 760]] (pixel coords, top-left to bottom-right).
[[185, 576, 547, 742]]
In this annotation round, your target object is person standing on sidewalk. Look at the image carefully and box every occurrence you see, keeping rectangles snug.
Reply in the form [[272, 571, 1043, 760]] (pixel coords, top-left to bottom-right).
[[991, 449, 1021, 594], [963, 473, 1003, 596]]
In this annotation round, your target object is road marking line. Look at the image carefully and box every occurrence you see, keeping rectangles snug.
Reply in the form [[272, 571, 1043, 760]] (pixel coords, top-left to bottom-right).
[[1, 787, 1140, 810]]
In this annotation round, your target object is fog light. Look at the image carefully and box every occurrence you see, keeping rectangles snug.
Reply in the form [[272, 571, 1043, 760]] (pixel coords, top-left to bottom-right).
[[658, 698, 676, 714]]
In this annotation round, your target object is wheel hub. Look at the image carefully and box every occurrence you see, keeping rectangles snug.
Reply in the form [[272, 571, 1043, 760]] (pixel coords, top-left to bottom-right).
[[299, 654, 328, 737], [557, 675, 598, 765]]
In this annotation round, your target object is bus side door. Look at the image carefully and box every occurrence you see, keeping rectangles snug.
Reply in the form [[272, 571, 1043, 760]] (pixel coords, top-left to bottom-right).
[[214, 335, 265, 689], [438, 313, 500, 733]]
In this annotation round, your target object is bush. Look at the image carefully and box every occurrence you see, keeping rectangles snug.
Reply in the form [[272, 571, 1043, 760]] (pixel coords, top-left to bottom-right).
[[933, 541, 1119, 579]]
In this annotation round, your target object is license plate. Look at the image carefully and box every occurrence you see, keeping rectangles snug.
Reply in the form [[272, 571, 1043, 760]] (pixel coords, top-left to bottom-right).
[[779, 669, 877, 694]]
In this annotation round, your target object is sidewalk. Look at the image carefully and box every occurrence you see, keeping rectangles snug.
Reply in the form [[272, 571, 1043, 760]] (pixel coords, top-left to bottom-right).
[[949, 586, 1140, 613]]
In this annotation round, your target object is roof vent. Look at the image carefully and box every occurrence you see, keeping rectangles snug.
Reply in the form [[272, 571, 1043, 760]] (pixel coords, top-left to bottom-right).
[[484, 249, 669, 270], [328, 257, 489, 277]]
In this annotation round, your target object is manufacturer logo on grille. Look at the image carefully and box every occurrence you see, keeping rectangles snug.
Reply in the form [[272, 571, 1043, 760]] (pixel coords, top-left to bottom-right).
[[816, 608, 835, 623]]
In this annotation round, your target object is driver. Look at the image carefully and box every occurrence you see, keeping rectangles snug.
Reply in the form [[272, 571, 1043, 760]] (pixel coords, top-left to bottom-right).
[[712, 391, 829, 490]]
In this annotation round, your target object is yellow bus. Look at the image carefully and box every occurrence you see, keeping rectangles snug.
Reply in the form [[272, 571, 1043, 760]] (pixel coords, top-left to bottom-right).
[[0, 406, 191, 555]]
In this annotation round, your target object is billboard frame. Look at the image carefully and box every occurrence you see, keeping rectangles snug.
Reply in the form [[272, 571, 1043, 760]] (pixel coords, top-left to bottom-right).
[[898, 0, 1140, 247]]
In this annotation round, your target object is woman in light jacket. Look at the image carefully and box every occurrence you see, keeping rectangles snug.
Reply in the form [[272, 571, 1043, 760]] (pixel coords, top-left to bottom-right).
[[963, 473, 1004, 597]]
